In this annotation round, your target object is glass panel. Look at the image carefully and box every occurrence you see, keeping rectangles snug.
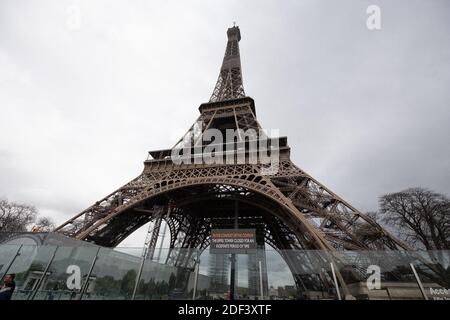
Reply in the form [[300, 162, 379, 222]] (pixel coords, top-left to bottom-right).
[[265, 249, 297, 300], [82, 247, 142, 300], [413, 250, 450, 300], [332, 251, 425, 300], [8, 245, 56, 300], [235, 253, 251, 300], [31, 246, 101, 300], [133, 248, 197, 300], [193, 249, 213, 300], [0, 245, 21, 276], [135, 259, 176, 300], [283, 250, 339, 300], [200, 249, 231, 300]]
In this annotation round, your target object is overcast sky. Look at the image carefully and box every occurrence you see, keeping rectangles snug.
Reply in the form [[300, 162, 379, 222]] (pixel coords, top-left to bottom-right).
[[1, 0, 450, 253]]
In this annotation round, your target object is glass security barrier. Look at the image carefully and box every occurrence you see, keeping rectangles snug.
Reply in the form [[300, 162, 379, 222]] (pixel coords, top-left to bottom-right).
[[0, 243, 448, 300]]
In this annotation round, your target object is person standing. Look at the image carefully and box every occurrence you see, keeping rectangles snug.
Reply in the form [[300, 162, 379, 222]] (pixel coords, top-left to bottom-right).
[[0, 274, 16, 300]]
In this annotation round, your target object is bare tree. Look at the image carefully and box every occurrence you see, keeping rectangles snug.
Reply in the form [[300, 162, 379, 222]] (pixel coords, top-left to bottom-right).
[[0, 198, 56, 233], [35, 216, 55, 232], [0, 199, 38, 232], [378, 188, 450, 250]]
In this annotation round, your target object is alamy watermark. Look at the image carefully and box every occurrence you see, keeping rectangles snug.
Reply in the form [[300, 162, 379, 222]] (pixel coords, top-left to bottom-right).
[[170, 122, 281, 175], [66, 5, 81, 30], [366, 264, 381, 290], [66, 264, 81, 290], [429, 287, 450, 300], [367, 5, 382, 30]]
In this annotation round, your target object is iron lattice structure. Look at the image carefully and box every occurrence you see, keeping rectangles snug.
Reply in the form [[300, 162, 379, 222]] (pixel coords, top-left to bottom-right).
[[209, 26, 245, 102], [55, 26, 408, 294]]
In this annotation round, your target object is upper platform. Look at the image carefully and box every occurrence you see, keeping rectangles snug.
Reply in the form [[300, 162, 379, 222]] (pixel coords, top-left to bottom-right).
[[199, 96, 256, 115]]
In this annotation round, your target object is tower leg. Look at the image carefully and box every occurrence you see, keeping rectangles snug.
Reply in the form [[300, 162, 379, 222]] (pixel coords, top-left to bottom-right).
[[143, 206, 164, 260]]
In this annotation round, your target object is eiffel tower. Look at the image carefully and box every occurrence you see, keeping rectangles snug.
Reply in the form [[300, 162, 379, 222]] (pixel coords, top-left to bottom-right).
[[54, 25, 408, 296]]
